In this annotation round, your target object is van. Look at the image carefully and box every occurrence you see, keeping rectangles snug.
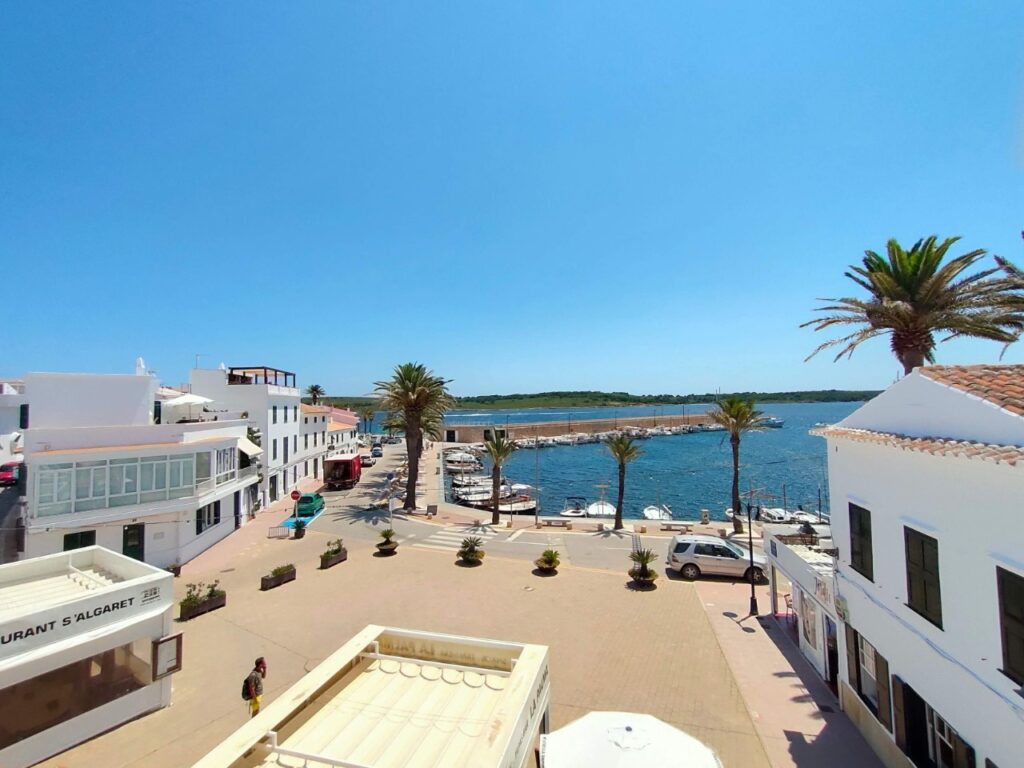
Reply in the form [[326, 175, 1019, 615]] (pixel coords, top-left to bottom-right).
[[665, 534, 767, 583]]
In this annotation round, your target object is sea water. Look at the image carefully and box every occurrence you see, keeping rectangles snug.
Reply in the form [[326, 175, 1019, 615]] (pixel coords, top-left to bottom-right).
[[441, 401, 862, 521]]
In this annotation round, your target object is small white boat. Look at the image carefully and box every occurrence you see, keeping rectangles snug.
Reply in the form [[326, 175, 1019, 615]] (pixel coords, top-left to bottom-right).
[[586, 501, 616, 518], [642, 504, 673, 521], [763, 417, 785, 429], [760, 507, 792, 523], [559, 496, 588, 518], [454, 486, 510, 503], [791, 510, 823, 524], [466, 495, 537, 514], [450, 474, 494, 487]]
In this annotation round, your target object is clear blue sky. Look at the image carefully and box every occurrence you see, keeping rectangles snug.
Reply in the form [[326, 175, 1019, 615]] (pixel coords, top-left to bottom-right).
[[3, 2, 1023, 396]]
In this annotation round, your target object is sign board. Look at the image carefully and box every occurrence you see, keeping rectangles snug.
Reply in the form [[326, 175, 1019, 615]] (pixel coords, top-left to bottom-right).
[[290, 490, 301, 501], [152, 633, 183, 680]]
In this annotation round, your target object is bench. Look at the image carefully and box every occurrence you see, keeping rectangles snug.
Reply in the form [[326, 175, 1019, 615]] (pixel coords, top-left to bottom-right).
[[537, 518, 573, 530], [660, 522, 693, 533]]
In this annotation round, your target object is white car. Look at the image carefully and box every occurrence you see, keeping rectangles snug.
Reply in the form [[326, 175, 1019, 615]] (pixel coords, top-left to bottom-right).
[[666, 534, 768, 583]]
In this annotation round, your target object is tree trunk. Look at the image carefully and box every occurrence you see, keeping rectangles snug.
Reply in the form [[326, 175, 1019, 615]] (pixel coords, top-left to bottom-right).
[[491, 463, 501, 525], [730, 433, 744, 534], [899, 348, 926, 376], [615, 463, 625, 530], [404, 415, 421, 510]]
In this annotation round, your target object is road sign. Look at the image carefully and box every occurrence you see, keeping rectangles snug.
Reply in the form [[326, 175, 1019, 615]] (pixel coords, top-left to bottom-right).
[[290, 490, 301, 501], [386, 472, 394, 483]]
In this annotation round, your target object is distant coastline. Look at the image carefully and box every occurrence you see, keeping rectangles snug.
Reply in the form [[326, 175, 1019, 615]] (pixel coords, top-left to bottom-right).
[[318, 389, 879, 411]]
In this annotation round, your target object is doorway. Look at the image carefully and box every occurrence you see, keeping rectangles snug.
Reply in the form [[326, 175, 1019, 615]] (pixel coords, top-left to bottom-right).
[[445, 430, 457, 442], [899, 679, 931, 767], [824, 616, 839, 695], [233, 491, 241, 530], [122, 524, 145, 561], [269, 475, 278, 502]]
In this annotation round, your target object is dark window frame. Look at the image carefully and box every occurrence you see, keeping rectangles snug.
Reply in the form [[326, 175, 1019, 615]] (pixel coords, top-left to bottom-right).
[[849, 503, 874, 581], [905, 527, 943, 628], [272, 405, 277, 424], [997, 567, 1024, 685]]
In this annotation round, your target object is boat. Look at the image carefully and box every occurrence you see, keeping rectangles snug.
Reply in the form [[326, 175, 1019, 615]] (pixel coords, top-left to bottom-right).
[[763, 417, 785, 429], [759, 507, 792, 523], [642, 504, 673, 521], [465, 495, 537, 514], [450, 474, 494, 487], [454, 486, 510, 503], [559, 496, 588, 518], [587, 501, 615, 518], [791, 510, 825, 524]]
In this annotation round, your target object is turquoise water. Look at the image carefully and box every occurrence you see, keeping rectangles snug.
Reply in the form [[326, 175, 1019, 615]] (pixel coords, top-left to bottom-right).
[[447, 401, 862, 521]]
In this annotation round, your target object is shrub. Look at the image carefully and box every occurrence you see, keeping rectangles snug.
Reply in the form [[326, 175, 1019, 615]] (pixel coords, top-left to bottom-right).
[[180, 580, 224, 609], [539, 549, 560, 568], [458, 537, 484, 562], [628, 548, 658, 580], [380, 528, 396, 542], [269, 564, 295, 578], [323, 539, 345, 556], [293, 518, 307, 531]]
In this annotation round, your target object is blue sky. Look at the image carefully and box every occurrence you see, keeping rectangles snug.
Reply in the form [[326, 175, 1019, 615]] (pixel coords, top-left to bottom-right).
[[3, 2, 1023, 396]]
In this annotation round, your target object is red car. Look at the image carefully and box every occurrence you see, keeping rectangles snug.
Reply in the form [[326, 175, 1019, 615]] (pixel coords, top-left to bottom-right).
[[0, 462, 20, 487]]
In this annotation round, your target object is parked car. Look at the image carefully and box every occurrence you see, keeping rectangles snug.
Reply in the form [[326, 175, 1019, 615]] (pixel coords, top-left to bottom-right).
[[665, 534, 767, 583], [371, 446, 383, 458], [295, 492, 325, 517], [360, 455, 376, 467], [0, 462, 19, 487]]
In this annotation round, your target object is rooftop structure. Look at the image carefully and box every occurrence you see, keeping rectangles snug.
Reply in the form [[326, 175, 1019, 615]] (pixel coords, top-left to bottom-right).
[[194, 625, 550, 768], [227, 366, 296, 389]]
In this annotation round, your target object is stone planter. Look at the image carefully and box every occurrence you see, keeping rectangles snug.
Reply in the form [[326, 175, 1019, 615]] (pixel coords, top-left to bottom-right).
[[293, 527, 306, 540], [179, 593, 226, 621], [376, 541, 398, 555], [628, 567, 659, 586], [458, 551, 485, 566], [534, 559, 558, 574], [320, 549, 348, 569], [261, 568, 296, 591]]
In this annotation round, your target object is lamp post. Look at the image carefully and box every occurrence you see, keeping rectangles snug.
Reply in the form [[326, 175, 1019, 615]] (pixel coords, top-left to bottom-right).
[[746, 501, 758, 616]]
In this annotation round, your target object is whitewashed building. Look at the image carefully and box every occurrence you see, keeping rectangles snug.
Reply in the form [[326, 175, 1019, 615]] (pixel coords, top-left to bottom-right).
[[0, 380, 27, 464], [299, 404, 331, 481], [819, 364, 1024, 768], [190, 366, 301, 506], [16, 371, 261, 568], [0, 546, 179, 768], [327, 419, 359, 455]]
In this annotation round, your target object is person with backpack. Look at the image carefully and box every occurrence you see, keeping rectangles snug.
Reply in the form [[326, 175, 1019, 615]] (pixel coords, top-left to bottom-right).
[[242, 657, 267, 717]]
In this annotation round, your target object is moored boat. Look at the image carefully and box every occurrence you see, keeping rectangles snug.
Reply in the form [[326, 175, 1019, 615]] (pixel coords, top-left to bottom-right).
[[642, 504, 673, 521], [559, 496, 588, 518]]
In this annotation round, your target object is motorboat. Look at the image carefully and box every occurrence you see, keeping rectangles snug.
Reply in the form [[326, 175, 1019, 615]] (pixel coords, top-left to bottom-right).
[[642, 504, 673, 521], [759, 507, 792, 523], [763, 417, 785, 428], [586, 501, 616, 518], [559, 496, 588, 518], [791, 510, 825, 524], [465, 495, 537, 514], [450, 473, 494, 487], [454, 486, 510, 503]]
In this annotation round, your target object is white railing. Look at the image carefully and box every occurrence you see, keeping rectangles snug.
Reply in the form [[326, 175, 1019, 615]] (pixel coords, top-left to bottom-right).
[[263, 732, 370, 768]]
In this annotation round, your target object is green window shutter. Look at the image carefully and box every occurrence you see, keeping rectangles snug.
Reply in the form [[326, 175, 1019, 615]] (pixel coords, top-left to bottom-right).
[[891, 675, 907, 752], [845, 625, 859, 688], [874, 652, 892, 732]]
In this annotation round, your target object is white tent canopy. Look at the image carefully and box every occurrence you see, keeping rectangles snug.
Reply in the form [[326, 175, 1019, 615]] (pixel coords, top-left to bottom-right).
[[163, 393, 213, 407], [540, 712, 722, 768]]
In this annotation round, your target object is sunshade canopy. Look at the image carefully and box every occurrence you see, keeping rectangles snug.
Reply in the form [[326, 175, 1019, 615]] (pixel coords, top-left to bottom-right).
[[237, 437, 263, 457], [540, 712, 722, 768], [163, 392, 213, 407]]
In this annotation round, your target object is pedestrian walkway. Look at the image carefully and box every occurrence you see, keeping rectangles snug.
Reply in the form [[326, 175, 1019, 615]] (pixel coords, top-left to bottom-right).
[[411, 524, 501, 552]]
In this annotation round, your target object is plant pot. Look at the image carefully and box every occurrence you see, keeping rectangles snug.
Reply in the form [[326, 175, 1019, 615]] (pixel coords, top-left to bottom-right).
[[628, 567, 659, 584], [293, 527, 306, 539], [320, 549, 348, 569], [458, 551, 485, 565], [534, 559, 559, 574], [261, 569, 297, 591], [179, 592, 227, 621], [376, 541, 398, 554]]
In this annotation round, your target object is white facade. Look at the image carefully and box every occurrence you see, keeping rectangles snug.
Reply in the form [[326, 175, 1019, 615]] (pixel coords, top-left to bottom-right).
[[822, 366, 1024, 768], [299, 405, 331, 482], [16, 372, 260, 568], [0, 546, 178, 768], [0, 381, 26, 464]]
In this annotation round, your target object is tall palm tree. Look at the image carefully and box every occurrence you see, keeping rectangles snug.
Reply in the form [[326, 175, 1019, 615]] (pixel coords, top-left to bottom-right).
[[803, 236, 1024, 375], [305, 384, 325, 405], [375, 363, 453, 510], [606, 434, 641, 531], [483, 435, 517, 525], [709, 397, 768, 534], [360, 406, 376, 435]]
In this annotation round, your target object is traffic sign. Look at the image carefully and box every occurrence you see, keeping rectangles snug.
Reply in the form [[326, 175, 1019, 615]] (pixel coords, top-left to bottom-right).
[[386, 472, 395, 483], [290, 490, 301, 501]]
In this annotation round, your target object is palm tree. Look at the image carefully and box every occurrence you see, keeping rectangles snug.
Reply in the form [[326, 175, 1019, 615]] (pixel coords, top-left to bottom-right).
[[483, 435, 517, 525], [375, 363, 454, 510], [305, 384, 325, 405], [803, 236, 1024, 375], [606, 434, 641, 530], [708, 397, 768, 534], [360, 406, 376, 436]]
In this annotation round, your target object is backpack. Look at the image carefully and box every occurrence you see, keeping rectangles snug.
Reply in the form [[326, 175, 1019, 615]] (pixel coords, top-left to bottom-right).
[[241, 675, 253, 701]]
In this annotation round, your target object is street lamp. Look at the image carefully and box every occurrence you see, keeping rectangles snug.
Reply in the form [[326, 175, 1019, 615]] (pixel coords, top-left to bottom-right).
[[745, 501, 758, 616]]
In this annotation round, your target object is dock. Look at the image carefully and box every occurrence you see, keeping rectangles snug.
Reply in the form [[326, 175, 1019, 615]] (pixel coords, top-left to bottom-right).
[[442, 413, 709, 443]]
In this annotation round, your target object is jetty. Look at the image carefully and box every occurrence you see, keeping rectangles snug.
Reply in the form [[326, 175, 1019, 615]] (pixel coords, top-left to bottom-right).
[[442, 413, 710, 443]]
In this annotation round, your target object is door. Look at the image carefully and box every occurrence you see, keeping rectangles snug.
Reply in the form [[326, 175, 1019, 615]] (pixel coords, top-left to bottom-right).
[[693, 543, 724, 574], [122, 524, 145, 561], [896, 679, 931, 768], [269, 475, 278, 502], [824, 616, 839, 694], [233, 491, 241, 530], [712, 544, 745, 577], [314, 458, 319, 479]]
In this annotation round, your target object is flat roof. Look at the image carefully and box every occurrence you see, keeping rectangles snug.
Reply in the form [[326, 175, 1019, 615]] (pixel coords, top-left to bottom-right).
[[194, 626, 550, 768], [31, 434, 232, 458]]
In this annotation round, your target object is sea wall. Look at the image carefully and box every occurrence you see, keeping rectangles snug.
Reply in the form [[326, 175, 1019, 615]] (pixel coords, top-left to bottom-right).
[[443, 413, 710, 443]]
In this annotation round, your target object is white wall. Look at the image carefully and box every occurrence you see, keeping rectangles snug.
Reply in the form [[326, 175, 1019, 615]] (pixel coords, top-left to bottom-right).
[[828, 437, 1024, 768], [24, 373, 158, 429]]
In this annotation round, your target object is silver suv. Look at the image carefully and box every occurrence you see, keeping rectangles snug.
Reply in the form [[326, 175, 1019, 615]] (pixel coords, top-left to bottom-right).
[[666, 534, 767, 583]]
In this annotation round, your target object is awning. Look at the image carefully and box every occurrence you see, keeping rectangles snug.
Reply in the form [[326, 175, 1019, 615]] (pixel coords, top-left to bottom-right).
[[540, 712, 722, 768], [163, 393, 213, 407], [238, 437, 263, 457]]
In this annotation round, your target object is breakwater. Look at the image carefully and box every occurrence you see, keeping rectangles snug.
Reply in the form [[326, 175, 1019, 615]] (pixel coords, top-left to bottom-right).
[[443, 414, 710, 443]]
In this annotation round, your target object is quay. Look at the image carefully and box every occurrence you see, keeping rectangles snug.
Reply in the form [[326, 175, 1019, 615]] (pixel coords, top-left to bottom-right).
[[443, 412, 709, 443]]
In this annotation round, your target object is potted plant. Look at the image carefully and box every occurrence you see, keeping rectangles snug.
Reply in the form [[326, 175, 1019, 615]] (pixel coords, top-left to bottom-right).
[[457, 537, 485, 566], [261, 563, 297, 591], [293, 518, 307, 539], [376, 528, 398, 554], [628, 548, 659, 587], [534, 548, 560, 574], [320, 539, 348, 569], [166, 562, 182, 577], [178, 580, 227, 621]]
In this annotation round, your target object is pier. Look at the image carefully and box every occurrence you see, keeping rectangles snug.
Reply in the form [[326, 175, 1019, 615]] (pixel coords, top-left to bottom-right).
[[442, 413, 710, 443]]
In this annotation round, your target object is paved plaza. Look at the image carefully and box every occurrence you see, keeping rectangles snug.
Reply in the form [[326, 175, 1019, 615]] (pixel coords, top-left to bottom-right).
[[38, 444, 876, 768]]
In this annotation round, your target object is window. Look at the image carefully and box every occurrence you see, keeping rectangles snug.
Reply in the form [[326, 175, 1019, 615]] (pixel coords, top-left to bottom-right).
[[997, 567, 1024, 684], [304, 460, 308, 476], [196, 452, 211, 483], [304, 434, 309, 450], [313, 432, 318, 447], [293, 435, 297, 453], [321, 430, 325, 445], [74, 461, 107, 512], [304, 417, 308, 424], [139, 456, 168, 503], [284, 406, 288, 423], [694, 543, 715, 556], [109, 459, 139, 507], [293, 405, 297, 421], [273, 405, 278, 424], [196, 500, 221, 535], [63, 530, 96, 551], [858, 635, 879, 707], [845, 626, 891, 729], [37, 463, 73, 516], [905, 528, 942, 627], [272, 439, 278, 461], [673, 541, 691, 554], [849, 503, 873, 581], [215, 448, 236, 485]]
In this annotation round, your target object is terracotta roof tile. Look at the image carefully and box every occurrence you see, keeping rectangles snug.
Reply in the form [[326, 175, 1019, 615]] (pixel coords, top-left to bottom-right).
[[920, 365, 1024, 416], [814, 426, 1024, 467]]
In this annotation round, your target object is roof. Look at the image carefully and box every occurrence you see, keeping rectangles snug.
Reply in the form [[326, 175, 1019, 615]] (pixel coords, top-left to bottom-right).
[[328, 421, 355, 432], [919, 365, 1024, 417], [193, 626, 549, 768], [301, 403, 331, 414], [817, 425, 1024, 467]]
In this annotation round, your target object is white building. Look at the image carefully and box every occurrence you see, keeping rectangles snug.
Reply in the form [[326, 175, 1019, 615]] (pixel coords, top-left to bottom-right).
[[327, 418, 359, 455], [819, 364, 1024, 768], [299, 404, 331, 481], [0, 380, 27, 464], [16, 371, 261, 568], [189, 366, 302, 506], [0, 546, 179, 768]]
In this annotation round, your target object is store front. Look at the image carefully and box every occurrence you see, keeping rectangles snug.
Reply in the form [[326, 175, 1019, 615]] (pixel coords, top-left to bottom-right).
[[0, 546, 180, 768]]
